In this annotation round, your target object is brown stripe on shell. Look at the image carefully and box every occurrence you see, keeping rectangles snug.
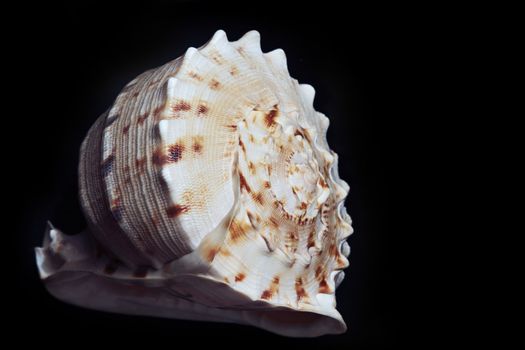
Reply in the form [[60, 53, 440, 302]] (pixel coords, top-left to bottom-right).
[[152, 148, 167, 166], [239, 139, 246, 153], [239, 172, 251, 193], [269, 217, 279, 229], [166, 204, 190, 218], [261, 276, 280, 300], [264, 107, 278, 128], [152, 105, 165, 121], [204, 247, 219, 262], [251, 192, 264, 205], [307, 230, 316, 249], [228, 219, 250, 242], [295, 277, 308, 302]]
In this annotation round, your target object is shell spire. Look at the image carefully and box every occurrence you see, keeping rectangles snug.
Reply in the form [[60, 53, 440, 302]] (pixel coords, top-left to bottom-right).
[[35, 30, 353, 337]]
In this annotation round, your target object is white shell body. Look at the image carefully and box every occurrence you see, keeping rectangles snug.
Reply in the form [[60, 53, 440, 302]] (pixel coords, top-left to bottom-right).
[[35, 30, 353, 337]]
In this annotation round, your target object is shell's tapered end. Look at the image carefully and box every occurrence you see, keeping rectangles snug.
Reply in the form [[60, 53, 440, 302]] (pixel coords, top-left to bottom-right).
[[35, 223, 97, 280]]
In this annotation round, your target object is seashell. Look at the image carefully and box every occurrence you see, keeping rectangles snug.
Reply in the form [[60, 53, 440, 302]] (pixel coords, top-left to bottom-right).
[[34, 30, 353, 337]]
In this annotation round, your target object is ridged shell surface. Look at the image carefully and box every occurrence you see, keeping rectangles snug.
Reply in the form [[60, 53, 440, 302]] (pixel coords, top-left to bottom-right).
[[37, 30, 353, 337]]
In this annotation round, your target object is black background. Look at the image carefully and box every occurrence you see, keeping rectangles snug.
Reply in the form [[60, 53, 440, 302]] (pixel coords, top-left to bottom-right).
[[9, 1, 495, 348]]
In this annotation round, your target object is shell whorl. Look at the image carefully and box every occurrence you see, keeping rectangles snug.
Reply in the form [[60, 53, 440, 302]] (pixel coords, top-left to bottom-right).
[[78, 30, 353, 332]]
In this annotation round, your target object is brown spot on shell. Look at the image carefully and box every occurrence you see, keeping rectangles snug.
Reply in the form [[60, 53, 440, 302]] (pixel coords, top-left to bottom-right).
[[197, 103, 209, 115], [295, 278, 308, 302], [133, 266, 148, 278], [234, 273, 246, 282], [188, 71, 203, 81], [237, 47, 246, 56], [209, 79, 221, 90], [219, 247, 232, 257], [229, 66, 238, 75], [135, 158, 146, 172], [152, 149, 167, 166], [153, 105, 164, 120], [294, 129, 305, 138], [166, 204, 189, 218], [167, 143, 185, 162], [264, 181, 271, 189], [261, 276, 280, 300], [137, 113, 148, 125], [149, 79, 161, 87], [239, 172, 251, 193], [192, 137, 203, 154], [228, 219, 249, 242], [205, 247, 219, 262], [248, 162, 256, 175], [307, 231, 316, 248], [171, 101, 191, 112], [264, 107, 278, 128], [132, 91, 140, 98], [300, 202, 308, 210], [211, 57, 222, 65], [123, 124, 130, 134], [226, 124, 237, 131]]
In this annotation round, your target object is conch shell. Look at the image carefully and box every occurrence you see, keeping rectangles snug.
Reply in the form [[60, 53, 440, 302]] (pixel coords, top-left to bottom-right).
[[35, 30, 353, 337]]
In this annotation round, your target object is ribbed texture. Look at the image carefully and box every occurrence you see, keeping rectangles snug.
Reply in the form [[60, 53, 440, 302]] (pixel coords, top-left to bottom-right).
[[79, 111, 151, 267]]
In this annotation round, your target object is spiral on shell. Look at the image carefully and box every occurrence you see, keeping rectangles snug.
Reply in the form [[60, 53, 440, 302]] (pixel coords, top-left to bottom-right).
[[35, 30, 353, 337]]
